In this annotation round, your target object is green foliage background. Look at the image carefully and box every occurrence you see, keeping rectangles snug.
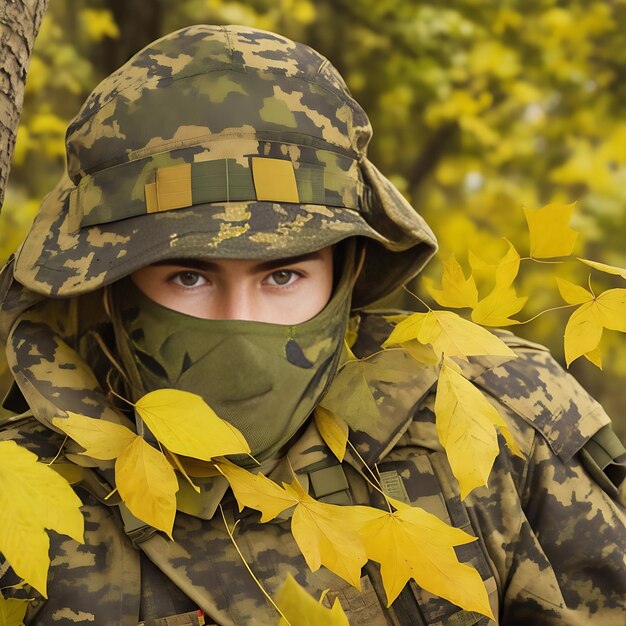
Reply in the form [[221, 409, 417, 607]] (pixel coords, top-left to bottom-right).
[[1, 0, 625, 439]]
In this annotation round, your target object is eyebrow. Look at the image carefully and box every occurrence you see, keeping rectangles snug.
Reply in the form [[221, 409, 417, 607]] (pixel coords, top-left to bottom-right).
[[151, 251, 326, 272]]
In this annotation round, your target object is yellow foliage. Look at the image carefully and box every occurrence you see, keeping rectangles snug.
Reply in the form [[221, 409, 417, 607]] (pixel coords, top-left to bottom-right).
[[425, 254, 478, 309], [115, 436, 178, 538], [53, 411, 135, 460], [276, 574, 349, 626], [384, 310, 516, 359], [80, 9, 120, 42], [355, 497, 493, 616], [435, 359, 523, 499], [578, 258, 626, 280], [523, 202, 579, 259], [471, 286, 527, 326], [557, 279, 626, 366], [0, 594, 29, 626], [314, 406, 349, 462], [0, 441, 84, 597], [284, 479, 368, 589], [135, 389, 250, 461], [216, 458, 297, 523]]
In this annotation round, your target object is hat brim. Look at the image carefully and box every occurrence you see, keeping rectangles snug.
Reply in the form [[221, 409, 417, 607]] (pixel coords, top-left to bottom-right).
[[15, 162, 437, 308]]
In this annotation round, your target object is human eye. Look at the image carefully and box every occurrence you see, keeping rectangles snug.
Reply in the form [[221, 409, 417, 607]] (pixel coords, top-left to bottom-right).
[[264, 269, 302, 287], [170, 270, 208, 288]]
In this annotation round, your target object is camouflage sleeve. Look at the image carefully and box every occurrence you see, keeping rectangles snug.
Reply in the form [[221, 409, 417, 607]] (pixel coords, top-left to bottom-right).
[[473, 344, 626, 625], [0, 416, 141, 625]]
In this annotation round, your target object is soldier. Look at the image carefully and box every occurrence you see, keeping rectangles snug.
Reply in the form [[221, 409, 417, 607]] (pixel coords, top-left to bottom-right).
[[0, 25, 624, 625]]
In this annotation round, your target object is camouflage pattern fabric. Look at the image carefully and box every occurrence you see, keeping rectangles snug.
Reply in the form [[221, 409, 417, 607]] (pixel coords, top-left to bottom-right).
[[0, 310, 624, 625], [11, 25, 437, 308]]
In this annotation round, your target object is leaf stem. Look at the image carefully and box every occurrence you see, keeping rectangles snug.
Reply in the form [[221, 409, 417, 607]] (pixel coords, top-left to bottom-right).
[[47, 435, 68, 466], [401, 285, 431, 311], [523, 257, 566, 265], [218, 505, 291, 624], [108, 387, 136, 408], [518, 303, 577, 325], [345, 440, 391, 511], [587, 274, 595, 298]]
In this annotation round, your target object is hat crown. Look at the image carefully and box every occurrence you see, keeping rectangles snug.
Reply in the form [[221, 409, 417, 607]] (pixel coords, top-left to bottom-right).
[[66, 25, 372, 185]]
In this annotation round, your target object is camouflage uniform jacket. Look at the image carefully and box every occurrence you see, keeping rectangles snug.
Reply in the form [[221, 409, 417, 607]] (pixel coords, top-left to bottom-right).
[[1, 309, 625, 626]]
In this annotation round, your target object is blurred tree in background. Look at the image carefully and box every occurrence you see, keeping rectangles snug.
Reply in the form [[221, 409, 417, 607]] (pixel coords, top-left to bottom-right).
[[1, 0, 625, 438]]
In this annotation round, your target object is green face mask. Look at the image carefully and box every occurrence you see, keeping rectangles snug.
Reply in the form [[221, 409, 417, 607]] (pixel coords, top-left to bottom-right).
[[113, 253, 354, 464]]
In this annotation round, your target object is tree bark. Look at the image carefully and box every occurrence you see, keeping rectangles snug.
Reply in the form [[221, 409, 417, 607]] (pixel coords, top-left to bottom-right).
[[0, 0, 48, 210]]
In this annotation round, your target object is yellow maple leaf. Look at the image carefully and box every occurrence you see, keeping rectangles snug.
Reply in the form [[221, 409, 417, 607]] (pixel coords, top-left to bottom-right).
[[135, 389, 250, 461], [0, 594, 29, 626], [276, 574, 349, 626], [284, 479, 368, 589], [50, 462, 84, 485], [355, 498, 493, 617], [400, 340, 441, 365], [115, 436, 178, 538], [563, 302, 604, 367], [471, 285, 527, 326], [314, 406, 349, 462], [0, 441, 84, 597], [557, 279, 626, 365], [318, 359, 380, 430], [215, 458, 297, 522], [578, 258, 626, 280], [494, 240, 521, 290], [523, 202, 579, 258], [52, 411, 136, 460], [556, 277, 594, 305], [383, 310, 516, 359], [584, 347, 603, 369], [435, 360, 523, 499], [425, 255, 478, 309]]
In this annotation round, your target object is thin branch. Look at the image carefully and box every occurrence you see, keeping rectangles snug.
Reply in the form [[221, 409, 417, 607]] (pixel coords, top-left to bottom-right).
[[218, 505, 291, 624]]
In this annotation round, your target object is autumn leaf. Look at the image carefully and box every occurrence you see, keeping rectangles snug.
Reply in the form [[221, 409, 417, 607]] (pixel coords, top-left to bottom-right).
[[314, 406, 349, 462], [50, 462, 84, 485], [563, 302, 604, 367], [284, 479, 368, 589], [320, 349, 427, 430], [494, 240, 522, 290], [584, 347, 603, 369], [115, 436, 178, 538], [556, 277, 595, 305], [276, 574, 349, 626], [578, 258, 626, 280], [52, 411, 136, 460], [425, 254, 478, 308], [318, 359, 380, 430], [0, 441, 84, 597], [523, 202, 578, 258], [471, 285, 527, 326], [400, 340, 441, 365], [168, 454, 222, 478], [355, 498, 493, 617], [135, 389, 250, 461], [215, 458, 297, 522], [435, 359, 523, 499], [383, 310, 516, 359], [0, 594, 29, 626], [557, 278, 626, 365]]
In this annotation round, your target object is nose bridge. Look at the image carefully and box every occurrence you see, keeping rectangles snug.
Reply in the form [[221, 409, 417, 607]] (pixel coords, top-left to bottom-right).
[[218, 280, 255, 321]]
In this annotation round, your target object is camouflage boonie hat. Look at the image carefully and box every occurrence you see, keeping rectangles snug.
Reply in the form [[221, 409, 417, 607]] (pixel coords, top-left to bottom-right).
[[13, 24, 436, 307]]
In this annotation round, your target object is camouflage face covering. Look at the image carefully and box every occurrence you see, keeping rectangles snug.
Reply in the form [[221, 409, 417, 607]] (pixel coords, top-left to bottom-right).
[[112, 254, 355, 464]]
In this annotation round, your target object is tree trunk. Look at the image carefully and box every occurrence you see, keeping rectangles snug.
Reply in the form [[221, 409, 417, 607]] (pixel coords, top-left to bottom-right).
[[0, 0, 48, 211]]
